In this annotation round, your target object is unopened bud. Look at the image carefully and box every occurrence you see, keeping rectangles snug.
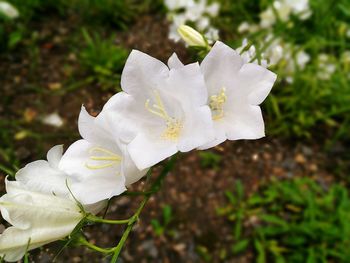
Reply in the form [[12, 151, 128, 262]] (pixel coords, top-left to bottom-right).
[[177, 25, 207, 48]]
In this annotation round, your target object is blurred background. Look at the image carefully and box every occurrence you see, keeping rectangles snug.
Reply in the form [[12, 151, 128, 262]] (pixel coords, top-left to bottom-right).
[[0, 0, 350, 262]]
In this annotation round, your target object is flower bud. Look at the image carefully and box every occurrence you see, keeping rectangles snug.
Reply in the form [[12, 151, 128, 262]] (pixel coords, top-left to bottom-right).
[[177, 25, 207, 48]]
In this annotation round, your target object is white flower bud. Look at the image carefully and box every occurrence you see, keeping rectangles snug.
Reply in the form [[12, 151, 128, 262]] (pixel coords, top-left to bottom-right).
[[177, 25, 207, 47]]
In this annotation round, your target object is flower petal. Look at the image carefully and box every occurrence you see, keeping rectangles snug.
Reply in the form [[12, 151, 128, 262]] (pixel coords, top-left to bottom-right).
[[224, 105, 265, 140], [168, 53, 184, 69], [46, 145, 63, 168], [178, 106, 214, 152], [166, 62, 208, 107], [71, 174, 126, 205], [128, 133, 178, 170], [15, 160, 70, 198], [0, 183, 82, 262], [238, 63, 277, 105], [201, 41, 244, 95], [121, 50, 169, 96]]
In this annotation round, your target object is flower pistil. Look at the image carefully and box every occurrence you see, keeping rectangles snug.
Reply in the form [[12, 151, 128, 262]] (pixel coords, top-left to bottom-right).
[[209, 87, 227, 120]]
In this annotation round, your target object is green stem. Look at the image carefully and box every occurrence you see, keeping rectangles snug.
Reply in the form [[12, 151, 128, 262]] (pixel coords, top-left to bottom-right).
[[87, 215, 130, 225], [109, 155, 178, 263], [79, 237, 114, 254]]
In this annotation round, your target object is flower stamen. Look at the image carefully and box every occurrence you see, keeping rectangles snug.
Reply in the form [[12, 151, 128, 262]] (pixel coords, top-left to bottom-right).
[[209, 87, 227, 120], [145, 90, 182, 140], [85, 147, 122, 170]]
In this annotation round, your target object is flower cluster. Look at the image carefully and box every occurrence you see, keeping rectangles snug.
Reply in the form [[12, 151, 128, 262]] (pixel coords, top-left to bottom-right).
[[165, 0, 220, 44], [0, 39, 276, 261], [237, 0, 312, 82], [236, 37, 310, 83]]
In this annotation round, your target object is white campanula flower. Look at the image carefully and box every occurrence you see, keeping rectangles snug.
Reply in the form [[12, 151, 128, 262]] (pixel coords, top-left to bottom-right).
[[0, 180, 83, 262], [14, 145, 105, 213], [199, 41, 277, 148], [100, 50, 214, 170], [0, 1, 19, 19], [59, 106, 147, 204]]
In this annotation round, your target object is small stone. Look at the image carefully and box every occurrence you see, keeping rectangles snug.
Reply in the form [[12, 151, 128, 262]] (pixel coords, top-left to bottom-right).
[[48, 82, 62, 90], [295, 153, 306, 164]]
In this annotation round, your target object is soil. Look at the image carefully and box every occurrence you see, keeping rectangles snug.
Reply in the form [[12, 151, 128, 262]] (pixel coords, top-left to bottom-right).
[[0, 13, 348, 263]]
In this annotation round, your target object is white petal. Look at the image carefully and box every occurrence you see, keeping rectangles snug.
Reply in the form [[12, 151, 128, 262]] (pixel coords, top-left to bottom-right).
[[121, 50, 169, 96], [46, 144, 63, 168], [178, 106, 214, 152], [98, 92, 139, 143], [59, 139, 125, 204], [128, 133, 178, 170], [238, 63, 277, 105], [165, 62, 208, 107], [224, 105, 265, 140], [78, 106, 115, 147], [119, 143, 148, 186], [15, 160, 70, 198], [71, 174, 126, 205], [201, 41, 244, 95], [168, 53, 184, 70], [198, 121, 227, 149], [0, 184, 82, 262]]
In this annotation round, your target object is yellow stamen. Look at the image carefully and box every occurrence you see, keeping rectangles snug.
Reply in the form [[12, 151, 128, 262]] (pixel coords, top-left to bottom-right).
[[85, 147, 122, 170], [145, 90, 182, 140], [209, 87, 227, 120]]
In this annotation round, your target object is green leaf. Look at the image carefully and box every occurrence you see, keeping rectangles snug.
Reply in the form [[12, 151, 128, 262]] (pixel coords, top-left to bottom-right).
[[254, 239, 266, 263], [231, 239, 250, 254], [163, 205, 172, 225]]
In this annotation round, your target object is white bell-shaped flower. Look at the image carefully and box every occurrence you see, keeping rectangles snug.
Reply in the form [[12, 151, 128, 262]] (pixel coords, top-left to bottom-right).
[[101, 50, 214, 170], [59, 106, 147, 204], [0, 180, 83, 262]]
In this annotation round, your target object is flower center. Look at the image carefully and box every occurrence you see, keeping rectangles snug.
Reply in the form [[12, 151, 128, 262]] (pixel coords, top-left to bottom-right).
[[145, 90, 182, 140], [209, 87, 227, 120], [85, 147, 122, 170]]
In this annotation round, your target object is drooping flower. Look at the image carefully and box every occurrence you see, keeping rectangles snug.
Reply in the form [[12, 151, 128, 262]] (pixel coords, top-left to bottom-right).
[[59, 106, 147, 204], [0, 179, 83, 262], [100, 50, 214, 170], [199, 41, 277, 148]]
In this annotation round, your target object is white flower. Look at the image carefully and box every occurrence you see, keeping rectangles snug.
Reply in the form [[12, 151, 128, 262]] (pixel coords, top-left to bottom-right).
[[236, 39, 268, 67], [0, 1, 19, 19], [285, 0, 311, 19], [42, 112, 64, 128], [59, 106, 147, 204], [317, 54, 336, 80], [0, 179, 83, 262], [199, 41, 277, 148], [205, 27, 219, 44], [101, 50, 214, 170], [15, 145, 70, 197], [164, 0, 193, 11], [14, 145, 105, 213]]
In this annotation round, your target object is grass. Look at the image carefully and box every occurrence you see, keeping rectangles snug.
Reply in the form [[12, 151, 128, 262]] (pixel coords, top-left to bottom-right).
[[218, 178, 350, 262]]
